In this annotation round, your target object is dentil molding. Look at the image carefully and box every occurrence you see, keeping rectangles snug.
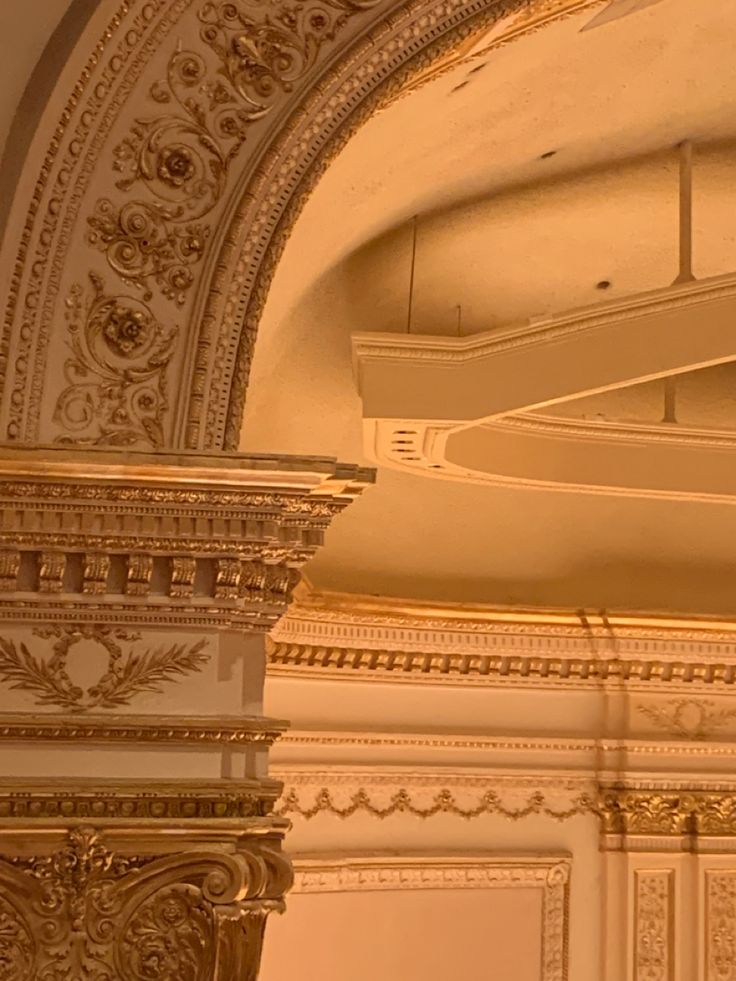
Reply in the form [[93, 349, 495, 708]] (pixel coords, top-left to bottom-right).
[[269, 587, 736, 691]]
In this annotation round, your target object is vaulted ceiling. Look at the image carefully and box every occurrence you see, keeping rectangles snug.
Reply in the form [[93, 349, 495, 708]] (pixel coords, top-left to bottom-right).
[[241, 0, 736, 616]]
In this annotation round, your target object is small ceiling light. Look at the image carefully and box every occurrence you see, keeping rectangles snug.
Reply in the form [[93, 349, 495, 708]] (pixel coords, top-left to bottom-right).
[[596, 280, 612, 290]]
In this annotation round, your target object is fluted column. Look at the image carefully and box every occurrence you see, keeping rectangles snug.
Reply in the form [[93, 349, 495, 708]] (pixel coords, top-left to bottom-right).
[[0, 445, 370, 979]]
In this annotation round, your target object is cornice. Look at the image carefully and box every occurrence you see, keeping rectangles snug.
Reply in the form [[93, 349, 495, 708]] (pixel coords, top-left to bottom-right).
[[269, 590, 736, 690], [0, 448, 371, 629]]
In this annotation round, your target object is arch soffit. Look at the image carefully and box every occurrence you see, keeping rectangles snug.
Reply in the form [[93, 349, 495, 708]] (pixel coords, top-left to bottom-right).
[[0, 0, 571, 453]]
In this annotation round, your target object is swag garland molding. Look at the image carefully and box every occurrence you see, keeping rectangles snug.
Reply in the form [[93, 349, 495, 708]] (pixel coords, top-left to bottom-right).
[[0, 0, 600, 450]]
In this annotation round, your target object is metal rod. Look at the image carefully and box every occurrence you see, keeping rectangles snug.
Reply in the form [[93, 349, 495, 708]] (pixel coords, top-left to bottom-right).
[[663, 140, 694, 423], [406, 215, 418, 334], [663, 377, 677, 423], [675, 139, 693, 284]]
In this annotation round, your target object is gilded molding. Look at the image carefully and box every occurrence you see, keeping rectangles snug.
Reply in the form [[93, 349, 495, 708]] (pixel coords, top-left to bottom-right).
[[0, 447, 370, 628], [0, 713, 286, 746], [601, 789, 736, 838], [0, 826, 292, 980], [634, 870, 674, 981], [209, 0, 535, 449], [0, 780, 283, 819], [90, 0, 376, 311], [292, 853, 569, 892]]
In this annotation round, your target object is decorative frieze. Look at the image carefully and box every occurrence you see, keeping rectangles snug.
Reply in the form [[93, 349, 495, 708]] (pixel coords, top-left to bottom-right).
[[274, 769, 595, 822], [601, 788, 736, 839]]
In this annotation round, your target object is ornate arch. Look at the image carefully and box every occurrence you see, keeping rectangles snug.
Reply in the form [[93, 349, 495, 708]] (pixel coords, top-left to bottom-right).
[[0, 0, 536, 452]]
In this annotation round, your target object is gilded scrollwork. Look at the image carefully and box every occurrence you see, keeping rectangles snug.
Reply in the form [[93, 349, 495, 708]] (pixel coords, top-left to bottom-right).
[[54, 275, 177, 447], [88, 0, 375, 311], [120, 884, 214, 980], [0, 626, 208, 712], [0, 894, 33, 981], [0, 827, 291, 980]]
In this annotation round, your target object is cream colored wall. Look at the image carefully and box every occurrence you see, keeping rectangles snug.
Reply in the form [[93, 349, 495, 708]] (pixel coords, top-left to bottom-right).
[[262, 887, 545, 981]]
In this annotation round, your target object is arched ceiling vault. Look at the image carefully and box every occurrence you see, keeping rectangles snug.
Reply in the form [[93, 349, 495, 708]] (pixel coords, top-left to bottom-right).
[[240, 0, 736, 616]]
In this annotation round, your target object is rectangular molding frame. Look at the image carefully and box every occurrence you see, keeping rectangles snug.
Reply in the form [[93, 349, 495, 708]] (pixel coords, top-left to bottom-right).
[[291, 854, 571, 981]]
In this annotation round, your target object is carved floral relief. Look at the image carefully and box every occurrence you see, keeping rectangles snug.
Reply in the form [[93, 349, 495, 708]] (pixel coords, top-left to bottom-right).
[[707, 872, 736, 981], [0, 827, 289, 981], [54, 274, 177, 447], [87, 0, 377, 308], [634, 870, 674, 981]]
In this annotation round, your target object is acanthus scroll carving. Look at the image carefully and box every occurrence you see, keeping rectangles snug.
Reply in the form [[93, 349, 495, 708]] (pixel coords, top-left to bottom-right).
[[0, 826, 291, 981], [89, 0, 377, 310], [54, 274, 177, 448]]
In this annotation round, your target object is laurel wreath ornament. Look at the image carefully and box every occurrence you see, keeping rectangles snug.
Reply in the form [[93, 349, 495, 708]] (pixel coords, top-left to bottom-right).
[[0, 626, 209, 712]]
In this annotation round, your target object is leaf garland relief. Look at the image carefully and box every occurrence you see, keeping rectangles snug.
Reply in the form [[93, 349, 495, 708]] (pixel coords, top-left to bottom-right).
[[0, 626, 209, 712]]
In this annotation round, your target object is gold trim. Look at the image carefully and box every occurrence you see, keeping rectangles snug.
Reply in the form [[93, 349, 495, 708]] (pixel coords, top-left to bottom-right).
[[0, 780, 284, 820], [602, 788, 736, 837], [0, 713, 286, 745]]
